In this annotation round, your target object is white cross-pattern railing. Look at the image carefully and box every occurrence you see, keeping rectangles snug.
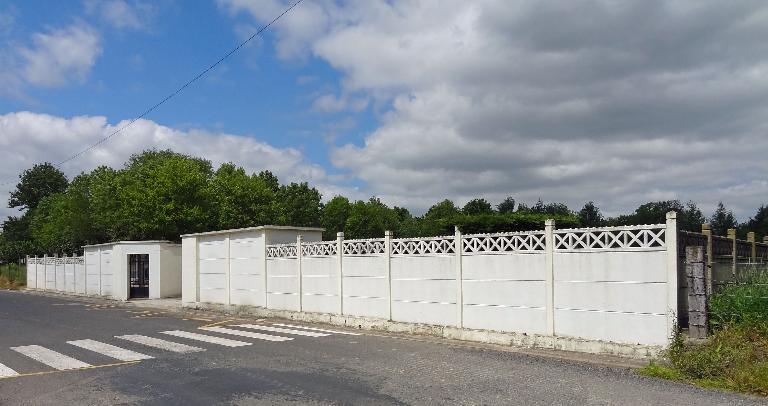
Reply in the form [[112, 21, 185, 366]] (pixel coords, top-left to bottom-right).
[[462, 232, 546, 254], [64, 256, 85, 265], [266, 243, 298, 258], [301, 241, 338, 257], [342, 239, 386, 256], [554, 224, 666, 251], [391, 236, 455, 256]]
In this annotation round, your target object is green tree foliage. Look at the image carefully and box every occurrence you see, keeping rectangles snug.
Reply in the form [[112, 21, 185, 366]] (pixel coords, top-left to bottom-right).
[[209, 163, 276, 230], [112, 150, 214, 240], [277, 182, 322, 227], [344, 197, 400, 239], [462, 198, 494, 215], [497, 196, 516, 214], [522, 199, 573, 216], [710, 202, 737, 236], [9, 162, 68, 211], [320, 195, 351, 239], [425, 199, 460, 220], [609, 200, 705, 231], [578, 201, 604, 227], [743, 205, 768, 240]]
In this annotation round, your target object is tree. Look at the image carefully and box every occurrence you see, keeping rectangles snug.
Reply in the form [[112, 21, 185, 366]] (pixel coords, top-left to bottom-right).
[[744, 205, 768, 240], [9, 163, 68, 211], [425, 199, 460, 220], [522, 199, 572, 216], [497, 197, 516, 214], [277, 182, 322, 227], [257, 170, 280, 193], [609, 200, 705, 231], [320, 195, 351, 239], [344, 197, 400, 239], [112, 150, 214, 240], [578, 202, 604, 227], [208, 163, 276, 230], [709, 202, 737, 236], [462, 198, 494, 215]]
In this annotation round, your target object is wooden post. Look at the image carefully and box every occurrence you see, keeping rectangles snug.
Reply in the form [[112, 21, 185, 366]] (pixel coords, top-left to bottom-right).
[[701, 224, 713, 295], [727, 228, 737, 276], [686, 246, 708, 339]]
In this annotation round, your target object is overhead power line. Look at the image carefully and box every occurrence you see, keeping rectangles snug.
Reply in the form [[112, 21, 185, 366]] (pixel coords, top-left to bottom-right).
[[0, 0, 304, 187]]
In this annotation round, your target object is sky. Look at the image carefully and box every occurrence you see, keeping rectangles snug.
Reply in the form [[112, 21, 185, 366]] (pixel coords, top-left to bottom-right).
[[1, 0, 767, 222]]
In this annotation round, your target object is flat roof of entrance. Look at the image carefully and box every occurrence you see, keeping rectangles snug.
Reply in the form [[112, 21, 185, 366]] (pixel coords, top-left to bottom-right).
[[180, 225, 324, 238], [83, 240, 179, 248]]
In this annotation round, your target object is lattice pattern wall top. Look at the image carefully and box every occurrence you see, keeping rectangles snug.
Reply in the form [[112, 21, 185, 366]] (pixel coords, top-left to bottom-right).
[[64, 256, 85, 265], [28, 255, 84, 265], [463, 232, 545, 254], [342, 239, 385, 256], [554, 226, 666, 251], [391, 237, 455, 255], [301, 241, 338, 257], [266, 243, 298, 258]]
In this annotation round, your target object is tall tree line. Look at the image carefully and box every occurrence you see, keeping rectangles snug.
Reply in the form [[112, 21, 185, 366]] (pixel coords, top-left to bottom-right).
[[1, 149, 767, 259]]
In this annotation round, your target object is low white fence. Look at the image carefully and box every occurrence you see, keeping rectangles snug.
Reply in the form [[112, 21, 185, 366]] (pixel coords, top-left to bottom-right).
[[185, 213, 679, 347], [26, 254, 87, 295]]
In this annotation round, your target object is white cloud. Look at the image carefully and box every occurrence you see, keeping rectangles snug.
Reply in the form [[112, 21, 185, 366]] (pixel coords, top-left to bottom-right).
[[221, 0, 768, 220], [0, 112, 349, 219], [84, 0, 156, 30], [17, 23, 101, 87], [311, 93, 368, 113]]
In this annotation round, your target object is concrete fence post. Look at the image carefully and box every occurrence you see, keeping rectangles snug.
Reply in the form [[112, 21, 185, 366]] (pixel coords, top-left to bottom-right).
[[385, 230, 393, 321], [54, 253, 58, 291], [25, 255, 30, 288], [727, 228, 737, 276], [297, 235, 303, 312], [701, 224, 713, 296], [454, 226, 463, 328], [337, 232, 344, 315], [686, 246, 708, 339], [665, 211, 679, 342], [544, 219, 555, 336], [748, 232, 756, 262]]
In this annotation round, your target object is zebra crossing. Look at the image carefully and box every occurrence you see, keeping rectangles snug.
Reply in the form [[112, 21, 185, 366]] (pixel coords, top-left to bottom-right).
[[0, 323, 359, 379]]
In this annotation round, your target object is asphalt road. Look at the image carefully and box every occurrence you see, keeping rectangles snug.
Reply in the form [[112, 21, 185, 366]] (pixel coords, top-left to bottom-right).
[[0, 290, 764, 405]]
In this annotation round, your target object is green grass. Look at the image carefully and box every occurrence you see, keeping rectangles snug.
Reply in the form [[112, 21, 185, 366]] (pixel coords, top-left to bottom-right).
[[640, 272, 768, 396]]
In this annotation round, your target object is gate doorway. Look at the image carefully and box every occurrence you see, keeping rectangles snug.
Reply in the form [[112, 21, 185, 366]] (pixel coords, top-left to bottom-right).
[[128, 254, 149, 298]]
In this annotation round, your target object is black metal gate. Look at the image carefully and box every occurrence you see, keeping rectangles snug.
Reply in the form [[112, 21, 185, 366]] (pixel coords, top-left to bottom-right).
[[129, 254, 149, 298]]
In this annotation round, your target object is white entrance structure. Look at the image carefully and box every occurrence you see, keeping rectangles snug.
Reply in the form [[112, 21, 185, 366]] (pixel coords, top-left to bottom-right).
[[181, 226, 323, 306], [82, 241, 182, 300]]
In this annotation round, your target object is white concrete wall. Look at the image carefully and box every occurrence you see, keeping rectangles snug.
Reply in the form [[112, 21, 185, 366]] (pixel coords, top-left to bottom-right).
[[26, 258, 36, 289], [64, 261, 75, 293], [228, 232, 264, 306], [462, 253, 548, 334], [99, 249, 113, 297], [342, 255, 388, 319], [85, 249, 101, 295], [74, 262, 86, 294], [174, 222, 678, 348], [160, 245, 182, 298]]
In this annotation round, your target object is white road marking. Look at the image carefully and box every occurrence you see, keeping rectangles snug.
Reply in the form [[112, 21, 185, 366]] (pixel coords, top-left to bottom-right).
[[67, 339, 153, 362], [232, 324, 330, 337], [160, 330, 251, 347], [200, 327, 293, 342], [271, 323, 361, 336], [116, 335, 205, 353], [11, 345, 91, 370], [0, 363, 19, 378]]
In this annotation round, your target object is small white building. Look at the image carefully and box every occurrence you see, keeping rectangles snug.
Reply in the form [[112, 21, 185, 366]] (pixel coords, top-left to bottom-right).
[[83, 241, 182, 301], [181, 225, 323, 306]]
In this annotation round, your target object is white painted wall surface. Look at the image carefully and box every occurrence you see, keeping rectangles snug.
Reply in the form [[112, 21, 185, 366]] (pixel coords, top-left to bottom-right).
[[74, 263, 86, 294], [462, 253, 548, 334], [55, 260, 66, 292], [99, 249, 113, 297], [85, 250, 101, 295], [301, 256, 340, 314], [198, 236, 229, 304], [64, 261, 75, 293], [181, 237, 197, 303], [228, 232, 263, 306], [390, 255, 458, 326], [26, 259, 36, 289], [342, 255, 388, 318], [266, 258, 300, 311], [160, 245, 182, 298], [45, 259, 56, 291]]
